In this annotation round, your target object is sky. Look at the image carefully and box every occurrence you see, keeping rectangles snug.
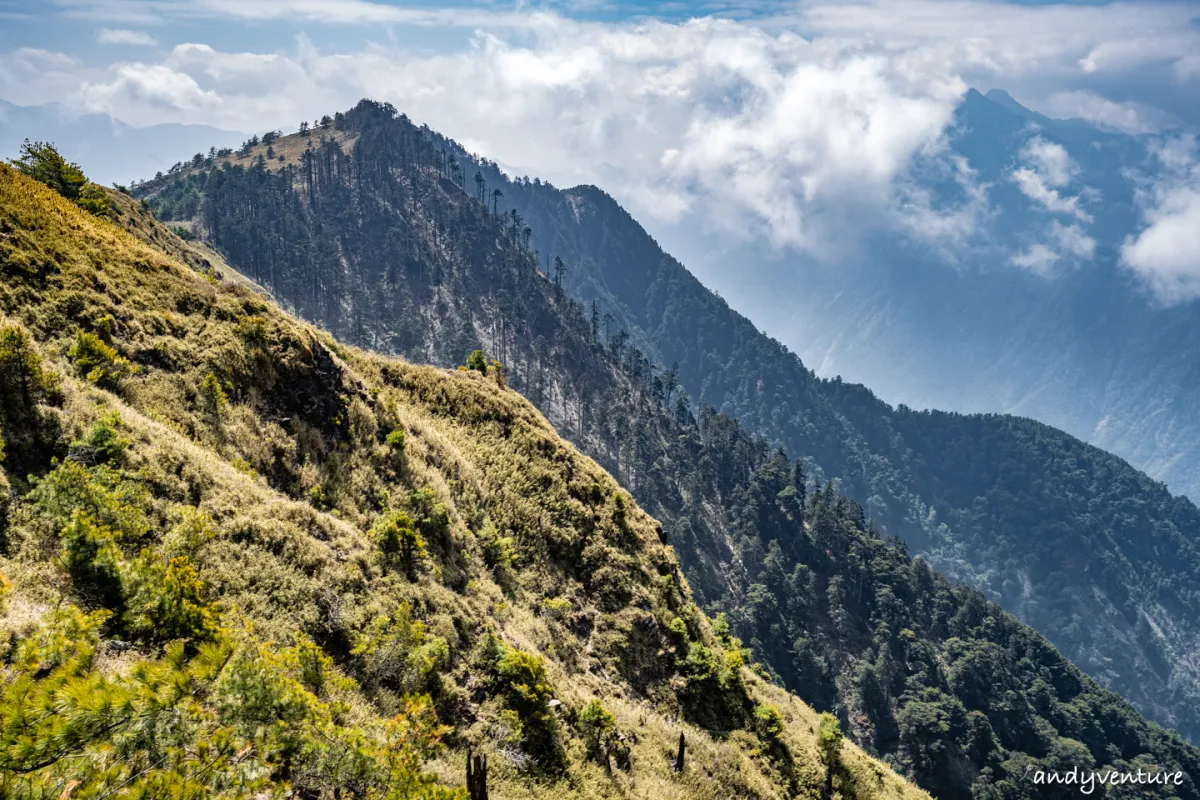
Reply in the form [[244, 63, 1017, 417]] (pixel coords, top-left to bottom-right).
[[1, 0, 1198, 302]]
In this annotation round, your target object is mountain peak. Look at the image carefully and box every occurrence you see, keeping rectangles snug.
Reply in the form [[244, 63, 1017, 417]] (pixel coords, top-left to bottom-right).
[[982, 88, 1040, 120]]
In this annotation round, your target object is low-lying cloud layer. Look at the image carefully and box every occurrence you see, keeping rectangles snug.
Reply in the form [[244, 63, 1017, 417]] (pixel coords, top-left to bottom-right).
[[4, 0, 1200, 301]]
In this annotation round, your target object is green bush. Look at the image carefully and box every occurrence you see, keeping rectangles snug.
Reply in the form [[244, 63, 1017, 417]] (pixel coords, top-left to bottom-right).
[[0, 570, 11, 615], [76, 183, 112, 216], [817, 712, 844, 799], [408, 488, 452, 556], [60, 512, 125, 612], [541, 596, 572, 621], [385, 427, 406, 450], [0, 325, 57, 467], [579, 699, 628, 767], [666, 616, 689, 650], [465, 349, 487, 375], [373, 509, 426, 578], [352, 604, 449, 695], [753, 702, 786, 743], [29, 459, 151, 541], [0, 606, 456, 799], [126, 553, 220, 645], [199, 372, 229, 420], [477, 636, 563, 772], [68, 330, 135, 390], [68, 411, 129, 466]]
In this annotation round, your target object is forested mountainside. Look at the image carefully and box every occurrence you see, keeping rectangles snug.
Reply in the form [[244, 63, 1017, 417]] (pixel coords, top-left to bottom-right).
[[454, 149, 1200, 745], [129, 99, 1200, 798], [0, 159, 939, 798]]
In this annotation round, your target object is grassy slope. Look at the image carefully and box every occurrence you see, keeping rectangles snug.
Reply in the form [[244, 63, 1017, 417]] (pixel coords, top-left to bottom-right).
[[0, 167, 925, 799]]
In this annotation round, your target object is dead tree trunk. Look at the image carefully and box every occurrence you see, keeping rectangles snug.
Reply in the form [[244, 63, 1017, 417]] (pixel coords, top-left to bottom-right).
[[466, 749, 488, 800]]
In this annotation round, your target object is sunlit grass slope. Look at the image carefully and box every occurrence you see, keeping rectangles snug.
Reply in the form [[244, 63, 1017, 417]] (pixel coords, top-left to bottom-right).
[[0, 164, 927, 799]]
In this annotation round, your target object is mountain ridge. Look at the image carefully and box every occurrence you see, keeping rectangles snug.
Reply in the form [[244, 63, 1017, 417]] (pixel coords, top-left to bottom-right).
[[0, 157, 936, 799], [126, 99, 1200, 798]]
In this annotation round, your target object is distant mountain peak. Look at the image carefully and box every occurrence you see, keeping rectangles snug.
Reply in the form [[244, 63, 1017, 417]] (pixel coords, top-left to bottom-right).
[[981, 88, 1045, 122]]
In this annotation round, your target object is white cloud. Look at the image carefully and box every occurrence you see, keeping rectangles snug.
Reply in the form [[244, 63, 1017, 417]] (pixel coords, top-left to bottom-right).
[[11, 0, 1198, 266], [1011, 243, 1059, 274], [95, 28, 157, 47], [1011, 137, 1093, 222], [788, 0, 1200, 80], [78, 63, 222, 123], [5, 47, 78, 72], [1053, 220, 1097, 260], [1045, 91, 1161, 135], [64, 19, 983, 255], [0, 48, 95, 107], [1121, 137, 1200, 303], [1011, 220, 1096, 275]]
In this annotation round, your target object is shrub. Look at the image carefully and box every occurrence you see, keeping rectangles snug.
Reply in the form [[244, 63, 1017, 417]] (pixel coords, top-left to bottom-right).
[[465, 349, 487, 375], [373, 509, 426, 578], [29, 459, 151, 541], [0, 570, 10, 615], [126, 553, 220, 645], [161, 507, 218, 559], [496, 648, 562, 768], [579, 699, 628, 767], [235, 315, 269, 346], [385, 427, 406, 450], [68, 330, 135, 390], [489, 359, 507, 387], [712, 612, 733, 644], [666, 617, 689, 650], [60, 512, 125, 612], [352, 604, 449, 695], [0, 325, 57, 467], [753, 702, 786, 743], [68, 411, 129, 466], [199, 372, 229, 420], [409, 488, 451, 552], [817, 712, 844, 798], [76, 183, 112, 216], [348, 398, 378, 447], [541, 596, 572, 622], [477, 638, 563, 771]]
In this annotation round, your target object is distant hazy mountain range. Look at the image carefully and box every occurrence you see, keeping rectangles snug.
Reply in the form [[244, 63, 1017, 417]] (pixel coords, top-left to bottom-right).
[[0, 99, 245, 186], [663, 88, 1200, 501]]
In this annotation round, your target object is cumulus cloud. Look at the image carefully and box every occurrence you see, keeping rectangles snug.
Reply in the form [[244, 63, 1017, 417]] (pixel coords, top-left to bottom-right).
[[79, 63, 222, 123], [63, 19, 983, 255], [1011, 137, 1093, 222], [1012, 220, 1096, 275], [1121, 137, 1200, 303], [95, 28, 157, 47], [13, 0, 1200, 267]]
